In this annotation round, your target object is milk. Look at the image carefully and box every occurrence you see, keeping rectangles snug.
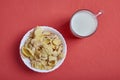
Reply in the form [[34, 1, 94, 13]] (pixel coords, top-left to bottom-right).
[[70, 10, 98, 38]]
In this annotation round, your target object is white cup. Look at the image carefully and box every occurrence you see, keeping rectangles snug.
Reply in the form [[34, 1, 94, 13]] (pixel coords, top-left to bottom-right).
[[70, 10, 102, 38]]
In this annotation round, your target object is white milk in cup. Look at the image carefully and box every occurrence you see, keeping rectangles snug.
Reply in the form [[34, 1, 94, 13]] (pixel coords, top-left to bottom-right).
[[70, 10, 102, 38]]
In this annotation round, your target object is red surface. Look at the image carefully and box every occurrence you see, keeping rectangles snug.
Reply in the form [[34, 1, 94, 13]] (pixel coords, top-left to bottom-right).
[[0, 0, 120, 80]]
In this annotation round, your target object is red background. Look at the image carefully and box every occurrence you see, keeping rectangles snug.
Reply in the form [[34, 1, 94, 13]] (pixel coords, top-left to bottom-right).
[[0, 0, 120, 80]]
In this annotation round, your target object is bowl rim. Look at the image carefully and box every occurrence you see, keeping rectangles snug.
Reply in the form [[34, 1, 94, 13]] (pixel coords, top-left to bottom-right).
[[19, 26, 67, 73]]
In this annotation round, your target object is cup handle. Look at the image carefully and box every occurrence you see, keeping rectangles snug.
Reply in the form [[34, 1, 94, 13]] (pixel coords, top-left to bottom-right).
[[95, 11, 103, 17]]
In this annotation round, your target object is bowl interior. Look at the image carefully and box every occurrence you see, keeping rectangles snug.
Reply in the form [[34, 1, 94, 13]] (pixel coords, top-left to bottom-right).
[[19, 26, 67, 73]]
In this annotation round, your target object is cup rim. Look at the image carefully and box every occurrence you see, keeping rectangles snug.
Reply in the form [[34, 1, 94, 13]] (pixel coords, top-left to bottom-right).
[[70, 9, 98, 38]]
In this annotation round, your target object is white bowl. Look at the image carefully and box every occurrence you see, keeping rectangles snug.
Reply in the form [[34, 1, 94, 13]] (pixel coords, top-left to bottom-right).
[[19, 26, 67, 73]]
